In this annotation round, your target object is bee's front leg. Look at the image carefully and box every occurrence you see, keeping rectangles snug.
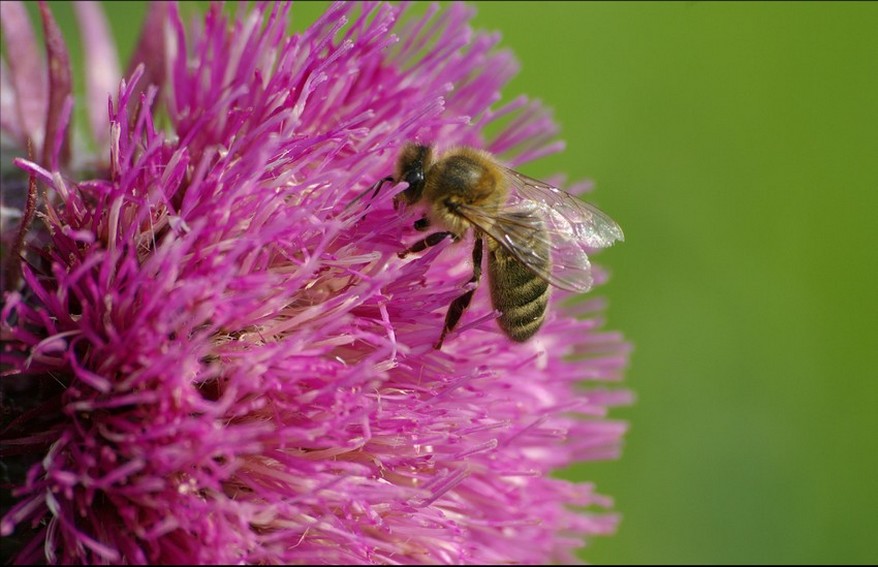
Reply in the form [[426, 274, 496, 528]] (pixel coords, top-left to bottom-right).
[[435, 237, 483, 350], [414, 217, 430, 231], [398, 231, 454, 259]]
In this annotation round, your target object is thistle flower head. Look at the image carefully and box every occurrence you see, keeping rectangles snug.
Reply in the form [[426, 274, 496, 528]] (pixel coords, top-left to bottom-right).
[[1, 2, 630, 564]]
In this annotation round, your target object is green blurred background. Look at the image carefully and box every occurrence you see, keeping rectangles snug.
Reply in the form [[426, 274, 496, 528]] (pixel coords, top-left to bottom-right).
[[33, 1, 878, 564]]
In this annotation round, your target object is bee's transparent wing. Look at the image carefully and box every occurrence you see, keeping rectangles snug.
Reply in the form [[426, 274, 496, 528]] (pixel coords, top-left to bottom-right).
[[504, 169, 624, 248], [457, 168, 624, 293]]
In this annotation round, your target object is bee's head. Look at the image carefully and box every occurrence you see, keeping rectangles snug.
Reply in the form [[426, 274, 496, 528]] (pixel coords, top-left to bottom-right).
[[394, 143, 433, 206]]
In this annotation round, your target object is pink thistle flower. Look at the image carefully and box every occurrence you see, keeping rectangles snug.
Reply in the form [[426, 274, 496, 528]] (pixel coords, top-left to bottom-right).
[[1, 2, 631, 564]]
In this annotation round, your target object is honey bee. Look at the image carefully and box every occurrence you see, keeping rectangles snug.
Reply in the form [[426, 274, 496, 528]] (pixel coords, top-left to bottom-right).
[[368, 142, 624, 349]]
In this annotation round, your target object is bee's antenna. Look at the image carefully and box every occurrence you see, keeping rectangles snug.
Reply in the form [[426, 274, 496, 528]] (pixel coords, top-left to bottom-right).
[[343, 175, 395, 217], [368, 175, 395, 202]]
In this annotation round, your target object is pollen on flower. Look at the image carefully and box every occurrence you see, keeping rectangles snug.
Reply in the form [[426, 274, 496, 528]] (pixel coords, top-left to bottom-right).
[[0, 1, 630, 564]]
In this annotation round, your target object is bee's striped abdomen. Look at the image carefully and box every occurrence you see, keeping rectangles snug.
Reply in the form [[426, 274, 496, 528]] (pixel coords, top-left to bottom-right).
[[487, 238, 550, 342]]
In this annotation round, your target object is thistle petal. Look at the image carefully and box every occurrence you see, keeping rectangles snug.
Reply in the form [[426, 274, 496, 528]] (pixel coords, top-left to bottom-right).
[[0, 3, 629, 564], [37, 1, 72, 169], [73, 1, 121, 151], [0, 0, 48, 150]]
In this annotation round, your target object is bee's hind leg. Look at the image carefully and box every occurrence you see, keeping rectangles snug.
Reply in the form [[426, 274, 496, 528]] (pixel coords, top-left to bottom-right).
[[435, 237, 483, 350]]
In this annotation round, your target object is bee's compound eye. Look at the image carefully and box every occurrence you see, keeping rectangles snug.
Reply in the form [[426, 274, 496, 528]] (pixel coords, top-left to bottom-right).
[[397, 166, 426, 205], [404, 169, 424, 188]]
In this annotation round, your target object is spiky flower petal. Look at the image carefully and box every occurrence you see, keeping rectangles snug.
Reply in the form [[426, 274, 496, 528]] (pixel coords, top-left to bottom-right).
[[1, 2, 630, 564]]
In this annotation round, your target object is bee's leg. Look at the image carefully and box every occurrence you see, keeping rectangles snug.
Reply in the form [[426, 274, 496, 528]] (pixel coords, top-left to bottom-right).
[[414, 217, 430, 231], [398, 231, 454, 259], [435, 237, 483, 350]]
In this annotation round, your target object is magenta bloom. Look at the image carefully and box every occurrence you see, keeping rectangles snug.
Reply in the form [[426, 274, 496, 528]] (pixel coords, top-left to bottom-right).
[[1, 2, 630, 564]]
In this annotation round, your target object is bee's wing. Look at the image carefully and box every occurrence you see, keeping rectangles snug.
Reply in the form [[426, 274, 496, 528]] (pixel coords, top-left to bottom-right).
[[504, 169, 625, 248], [457, 168, 624, 293]]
